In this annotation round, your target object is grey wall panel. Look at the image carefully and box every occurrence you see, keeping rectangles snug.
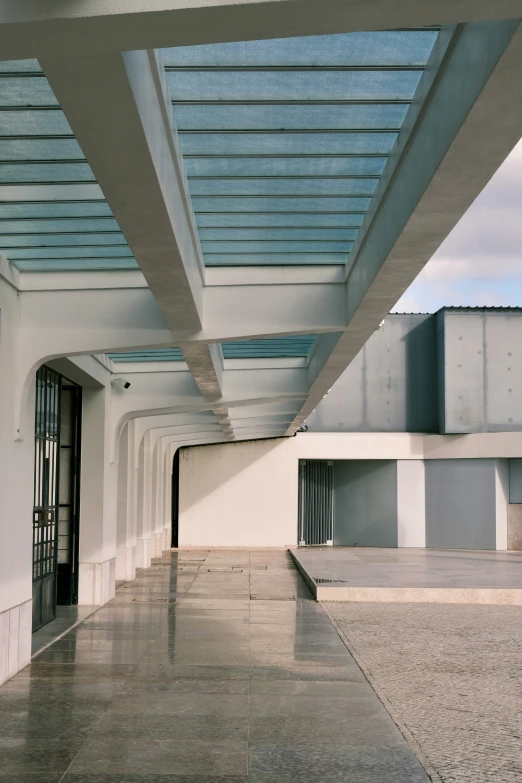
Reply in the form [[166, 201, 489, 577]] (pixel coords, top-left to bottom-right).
[[509, 459, 522, 503], [425, 459, 496, 549], [440, 312, 485, 433], [334, 460, 398, 547], [485, 314, 522, 430], [306, 314, 437, 433]]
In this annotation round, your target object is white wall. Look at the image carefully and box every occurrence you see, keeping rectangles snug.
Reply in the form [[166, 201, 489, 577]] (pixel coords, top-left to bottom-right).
[[397, 460, 426, 547], [179, 437, 298, 547], [495, 459, 509, 550], [179, 432, 522, 549], [0, 271, 35, 683]]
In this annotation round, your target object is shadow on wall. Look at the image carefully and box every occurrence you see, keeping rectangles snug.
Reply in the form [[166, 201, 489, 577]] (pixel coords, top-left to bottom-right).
[[178, 437, 291, 511]]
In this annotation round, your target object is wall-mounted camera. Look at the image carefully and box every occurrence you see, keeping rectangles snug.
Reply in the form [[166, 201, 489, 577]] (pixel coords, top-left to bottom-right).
[[113, 377, 131, 390]]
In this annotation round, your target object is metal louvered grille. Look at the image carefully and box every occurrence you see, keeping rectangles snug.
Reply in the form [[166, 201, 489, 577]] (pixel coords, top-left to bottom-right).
[[298, 460, 334, 546]]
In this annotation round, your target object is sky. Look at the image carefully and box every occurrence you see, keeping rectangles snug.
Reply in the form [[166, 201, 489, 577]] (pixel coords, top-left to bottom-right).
[[392, 138, 522, 313]]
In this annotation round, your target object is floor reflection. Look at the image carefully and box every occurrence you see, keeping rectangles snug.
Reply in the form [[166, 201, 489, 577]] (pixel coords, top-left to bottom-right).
[[0, 549, 429, 781]]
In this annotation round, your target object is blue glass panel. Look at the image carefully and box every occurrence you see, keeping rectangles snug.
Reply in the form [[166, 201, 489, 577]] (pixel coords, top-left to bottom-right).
[[222, 334, 316, 358], [0, 218, 120, 233], [198, 228, 358, 240], [195, 212, 364, 228], [204, 253, 347, 265], [5, 246, 133, 259], [0, 233, 127, 247], [188, 178, 376, 197], [179, 132, 397, 156], [0, 76, 57, 106], [163, 31, 437, 67], [175, 104, 408, 131], [0, 60, 42, 72], [184, 156, 387, 177], [0, 202, 113, 218], [192, 196, 370, 212], [11, 258, 139, 271], [167, 71, 422, 102], [0, 110, 74, 136], [0, 139, 85, 160], [0, 163, 95, 183], [108, 349, 185, 362], [201, 240, 352, 253]]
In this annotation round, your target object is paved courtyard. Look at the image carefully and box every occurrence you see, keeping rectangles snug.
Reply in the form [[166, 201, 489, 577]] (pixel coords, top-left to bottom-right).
[[291, 547, 522, 603], [0, 550, 428, 782], [326, 600, 522, 783]]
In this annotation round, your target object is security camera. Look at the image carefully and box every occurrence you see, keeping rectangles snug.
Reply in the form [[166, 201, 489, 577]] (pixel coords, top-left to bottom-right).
[[114, 377, 131, 389]]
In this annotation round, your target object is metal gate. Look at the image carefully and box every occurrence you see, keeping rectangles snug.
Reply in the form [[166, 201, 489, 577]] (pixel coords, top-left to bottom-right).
[[32, 366, 61, 631], [298, 460, 334, 546]]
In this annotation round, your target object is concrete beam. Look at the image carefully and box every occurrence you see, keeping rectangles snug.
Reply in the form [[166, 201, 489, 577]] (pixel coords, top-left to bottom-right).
[[180, 343, 235, 440], [1, 1, 522, 59], [39, 49, 204, 332], [287, 20, 522, 434]]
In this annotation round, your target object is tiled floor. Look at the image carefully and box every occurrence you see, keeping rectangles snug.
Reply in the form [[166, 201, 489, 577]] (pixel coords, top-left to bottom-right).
[[32, 606, 98, 657], [291, 547, 522, 601], [0, 549, 429, 782]]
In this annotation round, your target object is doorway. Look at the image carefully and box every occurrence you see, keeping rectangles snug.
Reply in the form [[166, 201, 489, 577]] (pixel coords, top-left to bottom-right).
[[171, 450, 180, 548], [32, 366, 82, 632]]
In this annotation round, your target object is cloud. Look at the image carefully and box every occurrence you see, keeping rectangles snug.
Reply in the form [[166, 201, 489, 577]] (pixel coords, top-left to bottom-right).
[[393, 138, 522, 312]]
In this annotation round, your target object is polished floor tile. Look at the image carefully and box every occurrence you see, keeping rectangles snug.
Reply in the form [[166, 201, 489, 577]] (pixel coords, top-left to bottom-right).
[[0, 550, 428, 781]]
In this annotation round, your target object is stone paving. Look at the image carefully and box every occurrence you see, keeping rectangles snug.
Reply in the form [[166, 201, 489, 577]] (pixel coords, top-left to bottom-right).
[[326, 601, 522, 783], [0, 550, 429, 782]]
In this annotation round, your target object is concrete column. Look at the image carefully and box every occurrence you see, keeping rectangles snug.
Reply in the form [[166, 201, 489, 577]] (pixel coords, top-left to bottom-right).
[[78, 385, 117, 605], [0, 274, 35, 684], [115, 421, 137, 581], [397, 460, 426, 547], [495, 459, 509, 550], [135, 431, 152, 568]]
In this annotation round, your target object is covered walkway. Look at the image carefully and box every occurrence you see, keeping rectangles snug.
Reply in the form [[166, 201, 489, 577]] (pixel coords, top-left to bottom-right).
[[0, 550, 427, 781]]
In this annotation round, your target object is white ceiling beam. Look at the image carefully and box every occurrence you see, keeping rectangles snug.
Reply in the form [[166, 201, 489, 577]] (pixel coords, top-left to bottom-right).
[[39, 48, 204, 332], [18, 283, 344, 374], [286, 20, 522, 434], [0, 1, 520, 60], [180, 343, 235, 440]]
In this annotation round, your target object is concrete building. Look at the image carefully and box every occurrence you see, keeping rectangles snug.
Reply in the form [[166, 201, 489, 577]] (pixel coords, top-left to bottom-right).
[[177, 310, 522, 553], [1, 4, 522, 702]]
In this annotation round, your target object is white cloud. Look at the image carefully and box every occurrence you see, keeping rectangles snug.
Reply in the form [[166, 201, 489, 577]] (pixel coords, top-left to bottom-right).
[[393, 138, 522, 311]]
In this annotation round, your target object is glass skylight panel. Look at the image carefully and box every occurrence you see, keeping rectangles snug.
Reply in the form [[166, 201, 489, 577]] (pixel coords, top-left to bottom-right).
[[198, 228, 358, 240], [188, 179, 377, 196], [185, 157, 388, 177], [0, 60, 137, 272], [205, 253, 347, 266], [201, 241, 353, 253], [191, 197, 371, 212], [163, 28, 438, 267], [195, 213, 365, 228], [168, 70, 422, 102], [175, 104, 409, 131], [0, 163, 95, 183], [14, 258, 139, 272], [163, 31, 437, 67], [108, 349, 185, 362], [221, 335, 317, 358], [179, 132, 397, 156]]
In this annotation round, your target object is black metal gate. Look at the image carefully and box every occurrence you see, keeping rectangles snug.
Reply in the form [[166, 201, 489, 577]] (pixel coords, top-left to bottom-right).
[[32, 366, 61, 631], [32, 367, 82, 631], [56, 381, 82, 606], [298, 460, 334, 546]]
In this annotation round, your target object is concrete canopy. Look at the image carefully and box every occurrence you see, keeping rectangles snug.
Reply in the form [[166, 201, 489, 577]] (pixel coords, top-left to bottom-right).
[[1, 10, 522, 448]]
